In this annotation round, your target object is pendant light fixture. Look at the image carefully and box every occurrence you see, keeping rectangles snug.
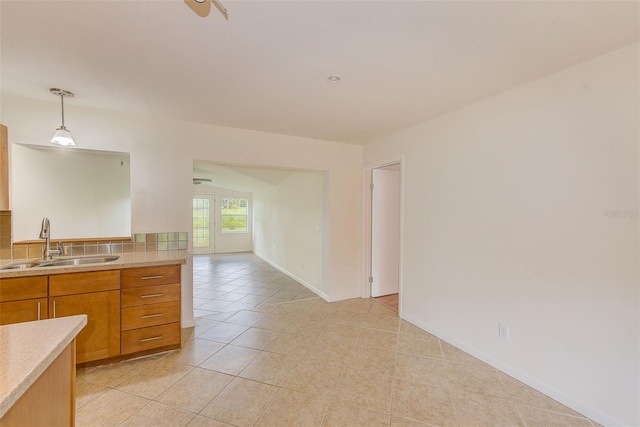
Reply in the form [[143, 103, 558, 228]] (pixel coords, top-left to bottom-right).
[[50, 88, 75, 146]]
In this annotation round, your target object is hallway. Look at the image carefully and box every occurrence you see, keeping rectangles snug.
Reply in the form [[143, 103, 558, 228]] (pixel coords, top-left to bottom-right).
[[192, 252, 318, 317]]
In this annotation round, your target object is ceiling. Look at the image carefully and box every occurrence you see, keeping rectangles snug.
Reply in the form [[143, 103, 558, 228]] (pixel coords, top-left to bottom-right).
[[1, 1, 638, 145], [193, 161, 313, 192]]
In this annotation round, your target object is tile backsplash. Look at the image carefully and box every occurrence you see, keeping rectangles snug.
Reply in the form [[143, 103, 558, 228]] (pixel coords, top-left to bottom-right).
[[133, 232, 189, 252], [7, 232, 188, 260]]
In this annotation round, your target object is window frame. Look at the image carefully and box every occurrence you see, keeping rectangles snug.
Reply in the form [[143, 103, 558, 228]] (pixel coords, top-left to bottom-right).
[[220, 197, 249, 234]]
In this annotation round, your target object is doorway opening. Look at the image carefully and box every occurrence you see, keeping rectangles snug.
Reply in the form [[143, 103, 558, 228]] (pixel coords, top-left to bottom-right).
[[192, 160, 328, 298], [368, 162, 401, 312]]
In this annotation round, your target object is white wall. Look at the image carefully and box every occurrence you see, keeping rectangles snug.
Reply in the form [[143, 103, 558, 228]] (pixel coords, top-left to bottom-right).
[[11, 144, 130, 241], [193, 185, 253, 254], [2, 98, 363, 327], [363, 43, 639, 427], [253, 170, 324, 297]]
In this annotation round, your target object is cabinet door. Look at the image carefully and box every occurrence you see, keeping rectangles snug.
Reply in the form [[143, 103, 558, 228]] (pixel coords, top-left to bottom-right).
[[50, 291, 120, 363], [0, 298, 48, 325]]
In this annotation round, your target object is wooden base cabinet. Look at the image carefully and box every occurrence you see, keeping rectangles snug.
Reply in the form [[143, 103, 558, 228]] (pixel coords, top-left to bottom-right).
[[121, 265, 181, 355], [49, 291, 120, 364], [0, 276, 48, 325], [0, 263, 181, 364], [0, 298, 48, 325], [121, 323, 181, 354], [49, 271, 121, 364]]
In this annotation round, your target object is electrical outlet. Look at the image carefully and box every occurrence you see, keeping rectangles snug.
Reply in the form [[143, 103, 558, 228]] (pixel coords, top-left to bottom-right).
[[499, 323, 510, 340]]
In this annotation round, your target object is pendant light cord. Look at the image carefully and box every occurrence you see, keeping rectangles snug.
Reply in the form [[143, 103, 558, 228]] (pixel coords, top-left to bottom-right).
[[60, 93, 65, 129]]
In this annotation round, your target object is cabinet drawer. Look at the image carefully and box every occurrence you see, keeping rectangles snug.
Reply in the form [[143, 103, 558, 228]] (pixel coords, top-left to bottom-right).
[[0, 276, 48, 302], [121, 300, 181, 331], [121, 265, 180, 289], [121, 322, 181, 354], [49, 270, 120, 296], [0, 298, 48, 325], [121, 283, 180, 308]]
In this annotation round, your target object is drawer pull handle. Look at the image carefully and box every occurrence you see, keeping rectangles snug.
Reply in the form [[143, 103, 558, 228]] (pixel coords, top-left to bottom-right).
[[141, 313, 163, 319], [37, 302, 41, 321], [140, 336, 163, 343], [141, 275, 163, 280], [141, 293, 163, 299]]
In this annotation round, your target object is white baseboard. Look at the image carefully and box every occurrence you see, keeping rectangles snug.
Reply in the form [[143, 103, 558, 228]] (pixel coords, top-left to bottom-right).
[[257, 255, 331, 302], [400, 312, 625, 427], [181, 318, 195, 328]]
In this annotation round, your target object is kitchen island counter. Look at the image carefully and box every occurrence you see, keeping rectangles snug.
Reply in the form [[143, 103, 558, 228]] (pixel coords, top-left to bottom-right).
[[0, 315, 87, 418]]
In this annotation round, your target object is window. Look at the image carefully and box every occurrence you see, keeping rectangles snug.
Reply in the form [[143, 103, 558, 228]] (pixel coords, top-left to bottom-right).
[[221, 198, 248, 233], [192, 197, 210, 247]]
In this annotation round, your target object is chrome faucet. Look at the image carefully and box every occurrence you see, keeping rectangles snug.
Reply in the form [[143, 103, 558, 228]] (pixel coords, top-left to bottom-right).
[[39, 217, 63, 260]]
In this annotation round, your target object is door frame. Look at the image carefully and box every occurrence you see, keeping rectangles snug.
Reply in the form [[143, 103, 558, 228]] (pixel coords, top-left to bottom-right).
[[192, 193, 217, 255], [362, 157, 404, 313]]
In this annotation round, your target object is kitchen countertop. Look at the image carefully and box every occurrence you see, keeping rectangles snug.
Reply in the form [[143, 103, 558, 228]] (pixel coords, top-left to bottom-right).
[[0, 315, 88, 417], [0, 250, 187, 278]]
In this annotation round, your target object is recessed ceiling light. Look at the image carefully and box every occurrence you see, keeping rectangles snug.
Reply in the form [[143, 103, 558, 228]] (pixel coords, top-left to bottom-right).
[[327, 75, 341, 83]]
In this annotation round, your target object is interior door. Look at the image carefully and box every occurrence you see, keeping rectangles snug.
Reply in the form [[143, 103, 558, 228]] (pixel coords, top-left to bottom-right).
[[193, 195, 216, 254], [370, 166, 400, 297]]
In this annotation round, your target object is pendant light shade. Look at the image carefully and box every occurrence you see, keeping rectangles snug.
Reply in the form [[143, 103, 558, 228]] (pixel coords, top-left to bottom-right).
[[50, 88, 76, 146], [50, 127, 75, 146]]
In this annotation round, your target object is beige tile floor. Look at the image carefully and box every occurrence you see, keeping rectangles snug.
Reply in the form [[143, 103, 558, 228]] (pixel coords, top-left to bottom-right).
[[75, 253, 599, 427], [191, 252, 319, 317]]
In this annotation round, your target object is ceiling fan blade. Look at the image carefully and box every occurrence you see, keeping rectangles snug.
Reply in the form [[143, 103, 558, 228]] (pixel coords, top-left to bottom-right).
[[212, 0, 229, 21], [184, 0, 227, 20], [184, 0, 210, 18], [193, 178, 212, 185]]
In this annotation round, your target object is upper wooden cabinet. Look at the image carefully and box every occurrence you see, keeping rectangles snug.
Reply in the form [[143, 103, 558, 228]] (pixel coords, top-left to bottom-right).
[[0, 124, 8, 210]]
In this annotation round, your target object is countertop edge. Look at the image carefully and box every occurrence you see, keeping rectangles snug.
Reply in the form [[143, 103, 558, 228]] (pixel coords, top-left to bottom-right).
[[0, 251, 187, 278], [0, 315, 88, 418]]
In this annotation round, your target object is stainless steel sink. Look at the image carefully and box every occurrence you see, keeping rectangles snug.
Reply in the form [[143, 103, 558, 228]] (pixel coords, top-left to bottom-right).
[[0, 261, 43, 270], [0, 255, 120, 270], [37, 255, 120, 267]]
